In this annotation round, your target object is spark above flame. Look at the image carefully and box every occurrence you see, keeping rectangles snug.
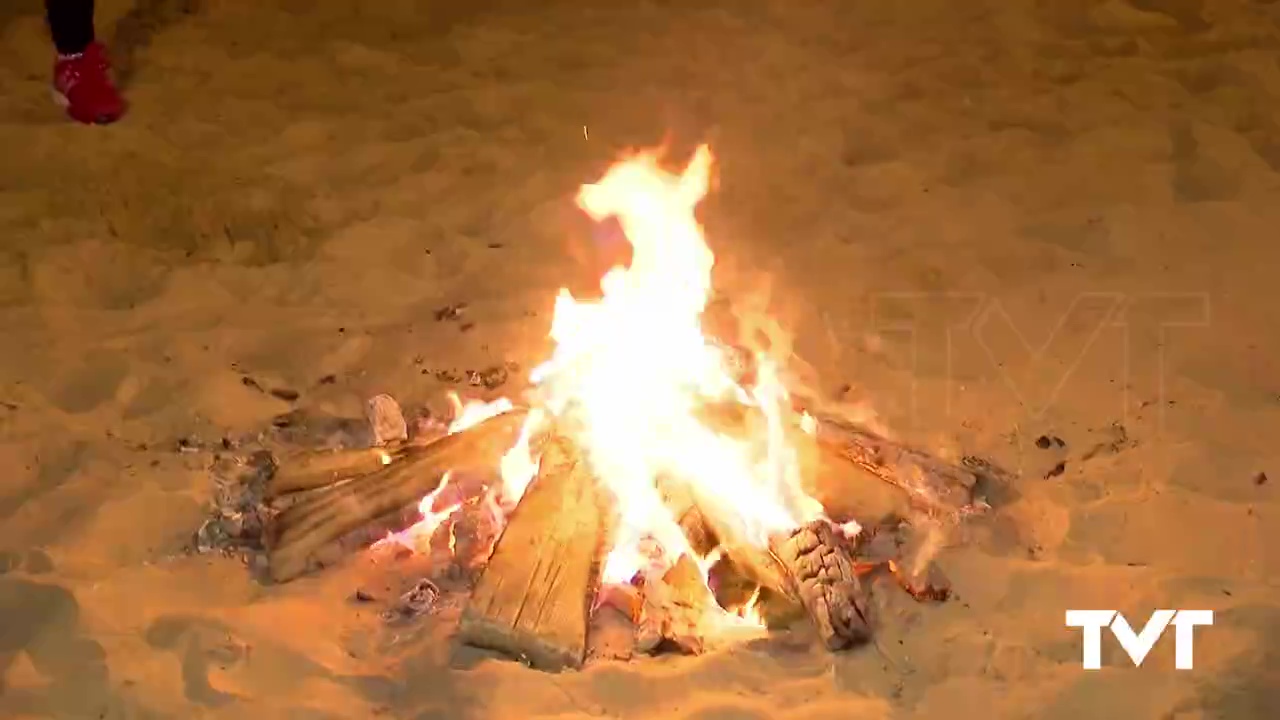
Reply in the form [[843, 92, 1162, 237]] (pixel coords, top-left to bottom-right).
[[388, 145, 831, 632]]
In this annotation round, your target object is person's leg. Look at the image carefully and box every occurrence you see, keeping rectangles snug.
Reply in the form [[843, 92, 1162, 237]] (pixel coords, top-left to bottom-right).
[[45, 0, 96, 56], [45, 0, 126, 124]]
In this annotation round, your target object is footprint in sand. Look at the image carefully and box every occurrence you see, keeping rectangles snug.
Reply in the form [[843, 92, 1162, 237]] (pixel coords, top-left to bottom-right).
[[42, 353, 132, 415], [1174, 62, 1280, 177], [0, 578, 140, 718], [1168, 442, 1277, 503], [27, 240, 172, 311], [0, 441, 89, 527], [143, 614, 400, 712], [1126, 0, 1211, 31], [1169, 121, 1242, 203], [144, 616, 254, 708]]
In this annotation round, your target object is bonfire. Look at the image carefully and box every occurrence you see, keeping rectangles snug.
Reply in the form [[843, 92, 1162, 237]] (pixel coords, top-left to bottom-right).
[[199, 145, 996, 670]]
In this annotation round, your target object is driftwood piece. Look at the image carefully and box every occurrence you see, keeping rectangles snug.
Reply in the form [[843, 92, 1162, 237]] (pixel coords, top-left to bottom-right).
[[810, 413, 982, 517], [635, 554, 716, 655], [365, 393, 408, 446], [267, 446, 403, 499], [265, 410, 527, 583], [455, 435, 609, 671], [769, 519, 872, 651]]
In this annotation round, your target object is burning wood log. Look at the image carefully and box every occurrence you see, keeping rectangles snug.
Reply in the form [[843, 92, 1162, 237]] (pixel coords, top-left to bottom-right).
[[265, 410, 527, 583], [635, 554, 719, 655], [589, 584, 642, 662], [656, 476, 719, 557], [682, 501, 792, 604], [809, 413, 984, 518], [266, 397, 458, 499], [267, 446, 405, 499], [655, 475, 805, 624], [768, 519, 872, 651], [455, 434, 610, 671]]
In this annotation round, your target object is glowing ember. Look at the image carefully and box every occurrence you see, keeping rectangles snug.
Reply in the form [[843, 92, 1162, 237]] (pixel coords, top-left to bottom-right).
[[838, 520, 862, 539], [372, 393, 526, 556], [374, 473, 463, 554], [391, 145, 836, 631]]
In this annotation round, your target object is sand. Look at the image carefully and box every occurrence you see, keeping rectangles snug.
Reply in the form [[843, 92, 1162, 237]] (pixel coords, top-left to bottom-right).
[[1, 0, 1278, 717]]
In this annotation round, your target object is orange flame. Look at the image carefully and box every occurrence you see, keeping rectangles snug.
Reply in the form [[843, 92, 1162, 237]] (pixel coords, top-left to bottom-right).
[[387, 146, 832, 634], [522, 146, 824, 627], [373, 471, 462, 554], [737, 588, 764, 626]]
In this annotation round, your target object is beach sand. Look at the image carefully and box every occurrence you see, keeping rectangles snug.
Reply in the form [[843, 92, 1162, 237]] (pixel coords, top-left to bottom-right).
[[1, 0, 1278, 717]]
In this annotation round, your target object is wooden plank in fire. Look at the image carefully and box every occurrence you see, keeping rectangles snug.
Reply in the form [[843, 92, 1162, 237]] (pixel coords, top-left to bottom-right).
[[264, 410, 527, 583], [455, 434, 611, 671], [809, 413, 986, 518]]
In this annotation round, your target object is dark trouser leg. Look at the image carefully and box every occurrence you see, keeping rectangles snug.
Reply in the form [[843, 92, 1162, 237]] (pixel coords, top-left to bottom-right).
[[45, 0, 96, 56]]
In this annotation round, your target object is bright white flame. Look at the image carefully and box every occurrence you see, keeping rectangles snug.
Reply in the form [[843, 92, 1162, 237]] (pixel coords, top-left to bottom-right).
[[448, 393, 514, 432], [526, 146, 824, 593], [390, 146, 834, 635]]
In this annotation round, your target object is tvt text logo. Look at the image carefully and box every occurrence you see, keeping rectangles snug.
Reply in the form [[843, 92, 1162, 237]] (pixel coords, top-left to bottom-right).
[[1065, 609, 1213, 669]]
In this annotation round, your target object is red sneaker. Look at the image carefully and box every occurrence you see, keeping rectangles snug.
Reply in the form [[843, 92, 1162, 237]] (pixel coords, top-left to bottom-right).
[[53, 42, 126, 125]]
